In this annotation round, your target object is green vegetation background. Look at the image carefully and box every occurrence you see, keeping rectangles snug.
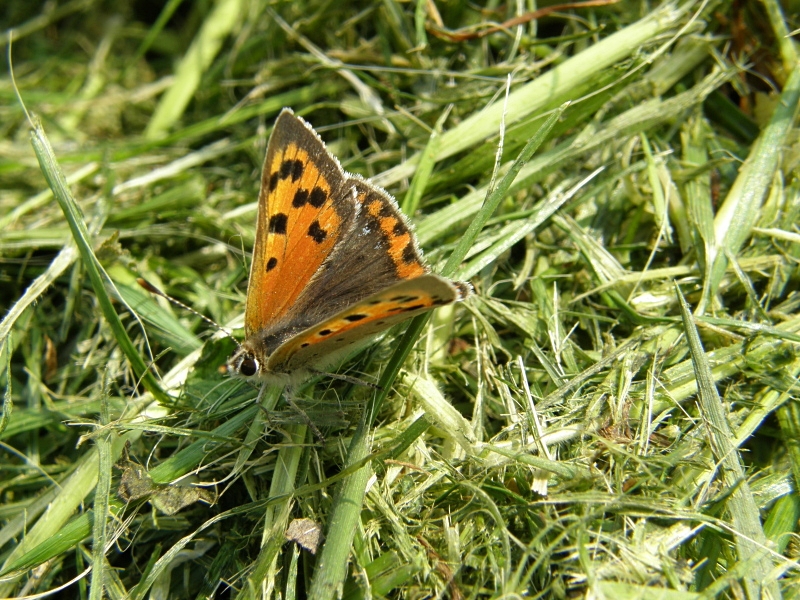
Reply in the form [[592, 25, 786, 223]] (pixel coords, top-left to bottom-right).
[[1, 0, 799, 598]]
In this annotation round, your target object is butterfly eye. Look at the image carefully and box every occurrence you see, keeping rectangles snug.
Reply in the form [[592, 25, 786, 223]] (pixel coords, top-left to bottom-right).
[[238, 356, 259, 377]]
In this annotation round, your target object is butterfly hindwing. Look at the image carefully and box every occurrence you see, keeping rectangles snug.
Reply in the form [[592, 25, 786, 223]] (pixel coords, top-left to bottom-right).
[[244, 110, 355, 337], [268, 274, 470, 373], [353, 179, 428, 281]]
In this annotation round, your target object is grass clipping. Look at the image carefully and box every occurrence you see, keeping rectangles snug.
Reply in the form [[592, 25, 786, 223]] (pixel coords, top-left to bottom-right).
[[1, 1, 799, 598]]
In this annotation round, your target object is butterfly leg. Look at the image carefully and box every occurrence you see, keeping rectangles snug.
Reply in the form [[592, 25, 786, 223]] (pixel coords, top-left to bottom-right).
[[283, 385, 326, 443], [253, 383, 280, 430], [252, 383, 324, 443]]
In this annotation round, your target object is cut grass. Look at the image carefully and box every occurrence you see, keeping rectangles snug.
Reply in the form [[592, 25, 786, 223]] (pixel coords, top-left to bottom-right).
[[1, 0, 799, 598]]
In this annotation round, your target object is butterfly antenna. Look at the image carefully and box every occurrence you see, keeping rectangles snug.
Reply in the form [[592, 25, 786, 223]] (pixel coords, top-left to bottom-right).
[[136, 278, 238, 344]]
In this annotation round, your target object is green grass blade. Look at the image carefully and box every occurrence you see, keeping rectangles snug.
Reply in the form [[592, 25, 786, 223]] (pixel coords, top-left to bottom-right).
[[307, 417, 372, 599], [675, 284, 780, 598], [145, 0, 246, 138], [7, 2, 800, 597], [89, 390, 113, 600], [28, 118, 170, 404], [400, 109, 447, 215], [375, 3, 688, 187], [761, 0, 797, 70], [0, 512, 94, 577], [0, 436, 125, 594], [443, 104, 565, 277], [130, 0, 187, 66], [0, 243, 79, 352], [308, 103, 564, 597], [709, 65, 800, 296]]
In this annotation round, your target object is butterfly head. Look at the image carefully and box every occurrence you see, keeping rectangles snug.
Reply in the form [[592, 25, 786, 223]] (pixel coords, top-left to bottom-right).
[[226, 334, 304, 384], [227, 333, 283, 380], [227, 345, 260, 378]]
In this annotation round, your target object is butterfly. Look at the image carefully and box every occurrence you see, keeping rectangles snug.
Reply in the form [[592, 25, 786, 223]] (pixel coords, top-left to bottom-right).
[[227, 109, 471, 385]]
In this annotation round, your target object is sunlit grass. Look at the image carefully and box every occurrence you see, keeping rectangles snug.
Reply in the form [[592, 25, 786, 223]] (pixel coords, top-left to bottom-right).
[[1, 1, 799, 598]]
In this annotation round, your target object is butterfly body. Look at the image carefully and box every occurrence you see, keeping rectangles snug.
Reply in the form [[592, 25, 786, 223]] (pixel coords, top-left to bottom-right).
[[227, 109, 470, 384]]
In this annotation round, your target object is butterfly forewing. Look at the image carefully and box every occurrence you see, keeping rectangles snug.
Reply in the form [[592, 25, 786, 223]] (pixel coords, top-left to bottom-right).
[[245, 110, 355, 337], [268, 274, 468, 372]]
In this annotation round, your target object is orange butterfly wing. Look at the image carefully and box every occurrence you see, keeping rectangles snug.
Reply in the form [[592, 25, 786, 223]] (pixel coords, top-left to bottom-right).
[[268, 275, 470, 373], [244, 110, 354, 338]]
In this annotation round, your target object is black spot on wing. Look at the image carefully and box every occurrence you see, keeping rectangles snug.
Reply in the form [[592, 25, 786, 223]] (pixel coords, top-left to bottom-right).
[[344, 314, 367, 322], [402, 243, 417, 264], [266, 257, 278, 271], [292, 189, 309, 207], [308, 221, 327, 244], [378, 201, 394, 218], [269, 213, 288, 234], [308, 187, 327, 208], [280, 159, 304, 181]]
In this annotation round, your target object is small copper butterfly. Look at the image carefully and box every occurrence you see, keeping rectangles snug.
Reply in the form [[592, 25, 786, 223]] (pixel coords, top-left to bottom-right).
[[227, 109, 471, 384]]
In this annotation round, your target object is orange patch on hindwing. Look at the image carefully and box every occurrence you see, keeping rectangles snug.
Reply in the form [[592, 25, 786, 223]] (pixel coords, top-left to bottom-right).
[[270, 275, 464, 373], [356, 184, 425, 281]]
